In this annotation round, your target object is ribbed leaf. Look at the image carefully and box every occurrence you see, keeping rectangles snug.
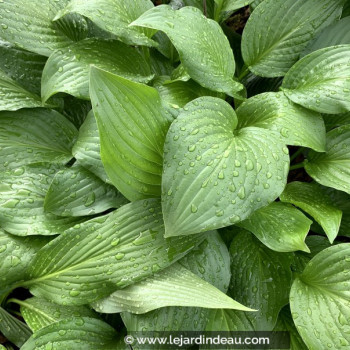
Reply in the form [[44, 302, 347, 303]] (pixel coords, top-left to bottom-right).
[[0, 0, 73, 56], [282, 45, 350, 114], [122, 233, 232, 336], [16, 297, 97, 332], [242, 0, 344, 77], [302, 17, 350, 56], [24, 199, 206, 305], [305, 125, 350, 194], [0, 164, 82, 236], [131, 5, 243, 97], [290, 244, 350, 349], [0, 307, 32, 347], [229, 231, 293, 330], [0, 230, 49, 296], [236, 92, 326, 151], [162, 97, 289, 237], [214, 0, 255, 22], [42, 39, 153, 101], [0, 109, 77, 172], [243, 73, 282, 98], [0, 69, 42, 111], [237, 202, 311, 252], [90, 67, 170, 201], [44, 165, 128, 217], [0, 40, 46, 95], [61, 95, 91, 128], [280, 182, 342, 243], [92, 262, 252, 314], [21, 317, 119, 350], [54, 0, 156, 47], [323, 111, 350, 130]]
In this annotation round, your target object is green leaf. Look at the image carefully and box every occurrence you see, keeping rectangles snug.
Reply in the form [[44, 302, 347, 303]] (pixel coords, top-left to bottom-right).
[[0, 40, 46, 95], [323, 111, 350, 130], [242, 0, 344, 77], [122, 233, 233, 335], [214, 0, 255, 22], [0, 109, 77, 171], [290, 244, 350, 349], [21, 317, 119, 350], [153, 76, 224, 118], [0, 69, 42, 111], [229, 231, 293, 330], [72, 110, 108, 182], [54, 13, 89, 42], [24, 199, 206, 305], [0, 164, 82, 236], [162, 96, 289, 237], [61, 95, 91, 128], [92, 262, 252, 314], [237, 202, 311, 253], [280, 182, 342, 243], [343, 0, 350, 17], [149, 50, 174, 77], [282, 45, 350, 114], [0, 230, 50, 296], [42, 38, 153, 102], [44, 165, 128, 217], [302, 17, 350, 56], [0, 307, 32, 347], [236, 92, 326, 152], [14, 297, 97, 332], [305, 125, 350, 194], [273, 306, 308, 350], [243, 73, 282, 98], [325, 188, 350, 238], [54, 0, 156, 47], [90, 67, 170, 201], [0, 0, 73, 56], [131, 5, 244, 97]]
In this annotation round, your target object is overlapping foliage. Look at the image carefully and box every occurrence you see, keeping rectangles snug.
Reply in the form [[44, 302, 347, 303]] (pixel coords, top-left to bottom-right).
[[0, 0, 350, 349]]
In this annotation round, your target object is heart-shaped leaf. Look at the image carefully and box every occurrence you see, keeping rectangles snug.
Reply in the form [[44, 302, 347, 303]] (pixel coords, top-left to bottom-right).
[[131, 5, 243, 97], [162, 96, 289, 237]]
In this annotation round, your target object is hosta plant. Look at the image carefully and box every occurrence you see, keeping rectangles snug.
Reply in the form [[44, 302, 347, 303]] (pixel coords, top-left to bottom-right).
[[0, 0, 350, 349]]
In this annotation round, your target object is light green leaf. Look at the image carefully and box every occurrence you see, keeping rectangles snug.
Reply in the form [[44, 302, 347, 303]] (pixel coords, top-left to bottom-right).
[[90, 67, 170, 201], [325, 188, 350, 238], [44, 165, 128, 217], [42, 38, 153, 101], [0, 230, 50, 296], [0, 164, 82, 236], [214, 0, 255, 22], [237, 202, 311, 252], [280, 182, 342, 243], [0, 109, 77, 172], [24, 199, 206, 305], [72, 110, 109, 183], [242, 0, 344, 77], [122, 232, 232, 335], [0, 0, 73, 56], [282, 45, 350, 114], [0, 40, 46, 95], [21, 317, 119, 350], [162, 96, 289, 237], [274, 306, 308, 350], [302, 17, 350, 56], [236, 92, 326, 152], [153, 76, 224, 118], [131, 5, 243, 97], [290, 244, 350, 349], [0, 69, 43, 111], [0, 307, 32, 347], [92, 262, 252, 314], [54, 0, 156, 47], [229, 231, 293, 330], [305, 125, 350, 194], [14, 297, 97, 332]]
